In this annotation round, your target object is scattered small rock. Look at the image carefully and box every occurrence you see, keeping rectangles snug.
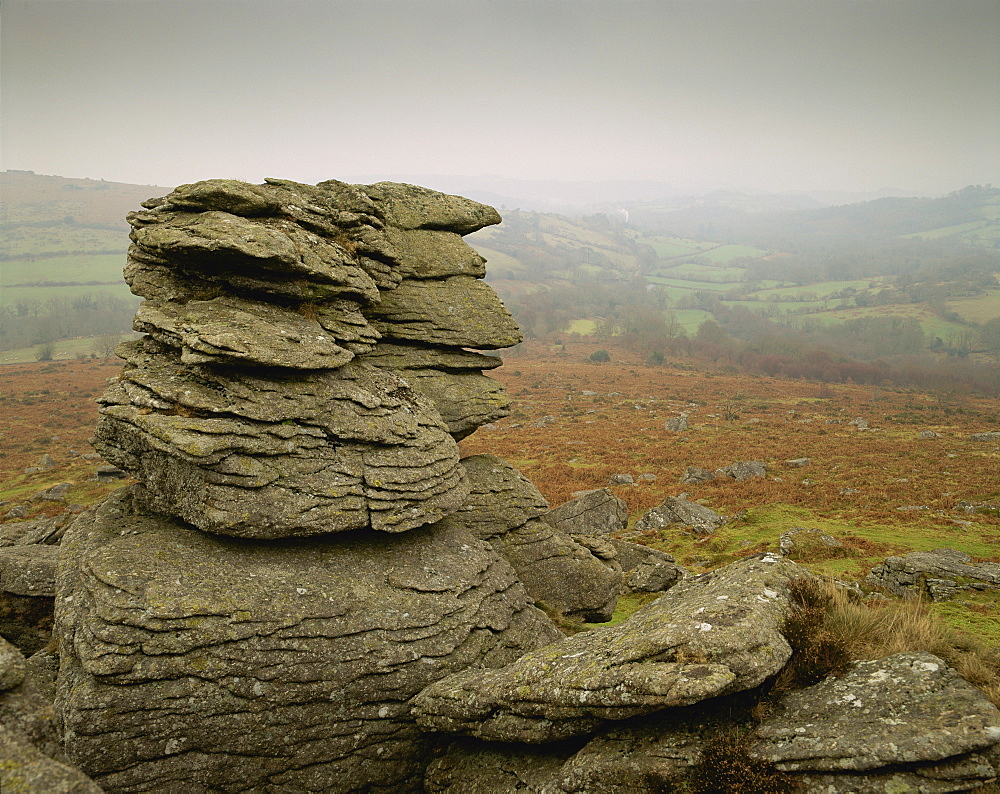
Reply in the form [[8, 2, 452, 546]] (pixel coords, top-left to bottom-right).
[[664, 413, 690, 432], [714, 461, 766, 481], [679, 466, 714, 484]]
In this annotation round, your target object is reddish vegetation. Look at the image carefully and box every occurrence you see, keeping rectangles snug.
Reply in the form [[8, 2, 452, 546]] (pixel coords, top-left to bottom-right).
[[1, 344, 997, 571], [460, 341, 1000, 528]]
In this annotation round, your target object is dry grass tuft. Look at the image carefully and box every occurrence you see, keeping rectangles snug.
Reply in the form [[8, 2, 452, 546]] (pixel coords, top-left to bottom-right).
[[782, 578, 1000, 707]]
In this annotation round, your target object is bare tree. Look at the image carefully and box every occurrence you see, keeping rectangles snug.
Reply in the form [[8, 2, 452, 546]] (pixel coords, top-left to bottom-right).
[[93, 334, 121, 358]]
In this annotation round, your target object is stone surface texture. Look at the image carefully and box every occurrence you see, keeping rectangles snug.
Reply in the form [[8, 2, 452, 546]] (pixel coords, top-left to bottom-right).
[[633, 494, 727, 536], [542, 488, 628, 537], [412, 554, 807, 743], [95, 177, 516, 539], [55, 488, 559, 792]]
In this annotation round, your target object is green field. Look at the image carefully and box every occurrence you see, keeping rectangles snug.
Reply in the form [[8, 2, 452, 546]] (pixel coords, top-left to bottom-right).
[[0, 226, 127, 258], [945, 288, 1000, 323], [0, 282, 136, 309], [656, 262, 746, 282], [697, 244, 770, 263], [641, 235, 718, 258], [0, 333, 139, 364], [1, 253, 127, 287]]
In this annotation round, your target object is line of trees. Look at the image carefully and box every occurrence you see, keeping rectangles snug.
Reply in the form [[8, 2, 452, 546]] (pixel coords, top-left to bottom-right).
[[0, 291, 138, 351]]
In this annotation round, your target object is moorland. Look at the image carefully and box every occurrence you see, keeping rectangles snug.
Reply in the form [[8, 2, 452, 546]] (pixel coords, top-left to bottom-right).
[[1, 170, 997, 645]]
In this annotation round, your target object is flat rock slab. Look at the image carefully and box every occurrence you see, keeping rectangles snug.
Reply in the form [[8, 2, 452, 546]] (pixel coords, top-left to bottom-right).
[[753, 652, 1000, 772], [412, 554, 807, 743], [0, 545, 60, 597], [369, 276, 522, 349], [94, 352, 468, 538], [56, 489, 560, 793], [134, 294, 377, 369], [361, 182, 502, 234]]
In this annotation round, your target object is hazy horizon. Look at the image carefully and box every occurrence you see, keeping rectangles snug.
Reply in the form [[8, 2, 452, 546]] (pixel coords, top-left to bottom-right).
[[2, 0, 998, 197]]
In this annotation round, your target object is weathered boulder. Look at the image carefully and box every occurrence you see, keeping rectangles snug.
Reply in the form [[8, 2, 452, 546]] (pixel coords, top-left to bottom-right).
[[679, 465, 714, 484], [634, 494, 726, 536], [454, 455, 549, 540], [610, 540, 686, 593], [368, 275, 521, 349], [778, 527, 844, 559], [94, 341, 468, 538], [664, 413, 690, 432], [455, 457, 621, 622], [753, 652, 1000, 778], [425, 652, 1000, 793], [0, 724, 103, 794], [55, 487, 560, 792], [412, 554, 809, 743], [490, 519, 622, 623], [0, 545, 59, 597], [542, 488, 628, 537], [866, 548, 1000, 601], [715, 461, 766, 481], [360, 181, 502, 234]]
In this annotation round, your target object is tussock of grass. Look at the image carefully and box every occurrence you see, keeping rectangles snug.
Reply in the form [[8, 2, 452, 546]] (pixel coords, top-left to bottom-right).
[[787, 578, 1000, 707]]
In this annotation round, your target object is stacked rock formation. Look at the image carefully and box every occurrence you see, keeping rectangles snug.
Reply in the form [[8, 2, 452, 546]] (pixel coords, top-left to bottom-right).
[[94, 177, 519, 538], [54, 179, 566, 791]]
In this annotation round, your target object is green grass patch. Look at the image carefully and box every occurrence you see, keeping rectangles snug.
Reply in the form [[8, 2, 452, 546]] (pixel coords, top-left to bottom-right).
[[567, 319, 598, 335], [0, 334, 137, 365], [698, 244, 770, 263], [1, 226, 127, 258], [656, 263, 746, 282], [931, 597, 1000, 649], [945, 289, 1000, 324], [583, 591, 662, 628], [1, 253, 127, 287]]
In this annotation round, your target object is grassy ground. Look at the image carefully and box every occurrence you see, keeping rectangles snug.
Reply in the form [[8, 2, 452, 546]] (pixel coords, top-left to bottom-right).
[[462, 341, 1000, 644], [1, 344, 997, 647]]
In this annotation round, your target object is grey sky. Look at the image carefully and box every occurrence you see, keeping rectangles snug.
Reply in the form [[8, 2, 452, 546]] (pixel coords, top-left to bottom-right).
[[2, 0, 998, 195]]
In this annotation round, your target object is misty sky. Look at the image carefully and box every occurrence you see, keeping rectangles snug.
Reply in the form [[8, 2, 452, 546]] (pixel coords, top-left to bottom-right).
[[2, 0, 998, 195]]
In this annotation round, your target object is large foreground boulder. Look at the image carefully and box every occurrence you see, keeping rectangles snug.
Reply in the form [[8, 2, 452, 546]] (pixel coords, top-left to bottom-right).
[[424, 652, 1000, 793], [55, 488, 560, 792], [412, 554, 809, 743]]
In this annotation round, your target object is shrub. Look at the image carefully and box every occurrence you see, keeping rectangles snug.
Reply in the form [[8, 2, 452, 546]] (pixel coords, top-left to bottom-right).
[[588, 349, 611, 363]]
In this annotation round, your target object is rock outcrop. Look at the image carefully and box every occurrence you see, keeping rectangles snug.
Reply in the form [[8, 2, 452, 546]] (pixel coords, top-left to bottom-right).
[[94, 177, 518, 539], [458, 456, 622, 622], [52, 179, 572, 792], [866, 547, 1000, 601], [634, 494, 727, 536], [412, 554, 807, 743], [2, 177, 992, 794], [425, 651, 1000, 793], [56, 488, 559, 792]]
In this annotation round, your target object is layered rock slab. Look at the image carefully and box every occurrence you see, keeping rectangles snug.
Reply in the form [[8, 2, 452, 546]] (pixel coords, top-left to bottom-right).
[[458, 455, 622, 623], [94, 339, 467, 538], [55, 487, 561, 793], [412, 554, 807, 742]]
